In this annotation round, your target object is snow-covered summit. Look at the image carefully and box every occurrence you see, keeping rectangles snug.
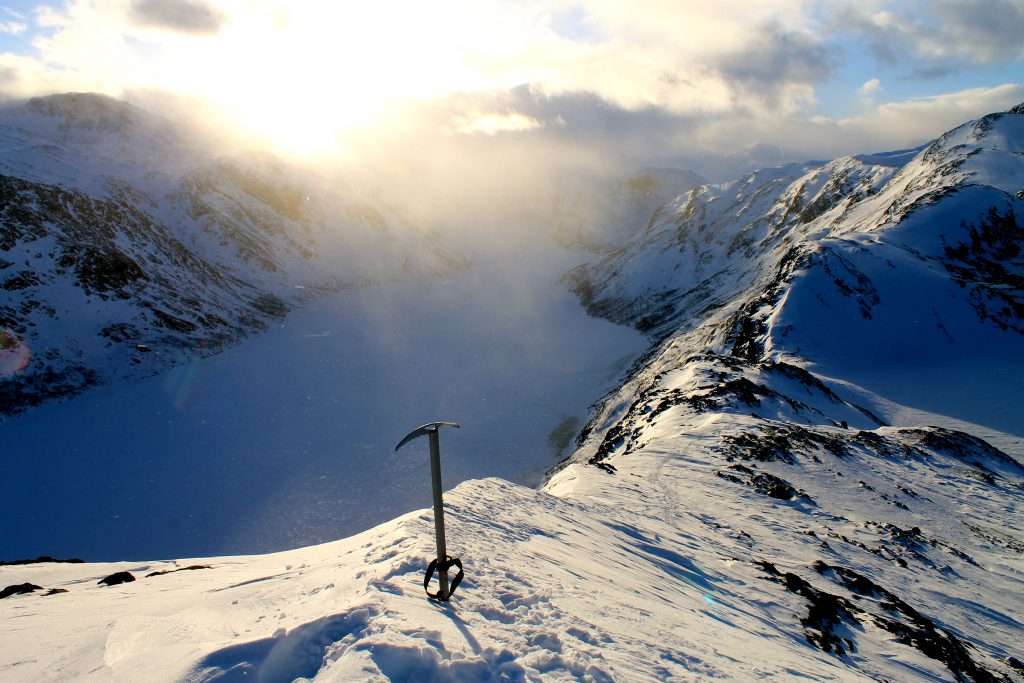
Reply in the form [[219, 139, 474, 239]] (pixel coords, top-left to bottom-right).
[[18, 92, 170, 139], [0, 93, 192, 193], [2, 104, 1023, 682], [0, 92, 182, 158]]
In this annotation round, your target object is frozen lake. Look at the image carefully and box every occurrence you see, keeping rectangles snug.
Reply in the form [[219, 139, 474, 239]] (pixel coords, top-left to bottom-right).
[[2, 246, 646, 560]]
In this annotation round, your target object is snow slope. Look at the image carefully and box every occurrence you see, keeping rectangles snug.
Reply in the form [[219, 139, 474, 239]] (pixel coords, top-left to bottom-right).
[[0, 93, 461, 415], [3, 405, 1021, 681], [11, 476, 823, 683], [553, 102, 1024, 680], [3, 106, 1024, 682]]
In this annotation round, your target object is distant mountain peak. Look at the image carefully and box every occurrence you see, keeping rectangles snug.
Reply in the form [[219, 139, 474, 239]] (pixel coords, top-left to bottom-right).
[[23, 92, 152, 135]]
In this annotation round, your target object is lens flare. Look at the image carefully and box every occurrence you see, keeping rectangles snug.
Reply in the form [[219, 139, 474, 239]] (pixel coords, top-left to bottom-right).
[[0, 329, 30, 377], [163, 341, 209, 410]]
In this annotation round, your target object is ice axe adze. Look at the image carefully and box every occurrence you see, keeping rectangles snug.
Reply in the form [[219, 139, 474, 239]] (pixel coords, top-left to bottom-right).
[[395, 421, 464, 601]]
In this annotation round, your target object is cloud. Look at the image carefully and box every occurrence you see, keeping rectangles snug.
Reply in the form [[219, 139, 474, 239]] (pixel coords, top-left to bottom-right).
[[0, 0, 845, 158], [447, 111, 545, 136], [713, 21, 833, 109], [832, 0, 1024, 73], [487, 82, 1024, 176], [0, 20, 26, 35], [694, 82, 1024, 167], [418, 85, 704, 162], [857, 78, 882, 97], [0, 54, 91, 102], [931, 0, 1024, 63], [518, 2, 831, 115], [835, 83, 1024, 148], [0, 0, 1019, 187], [128, 0, 224, 35], [319, 80, 1024, 242]]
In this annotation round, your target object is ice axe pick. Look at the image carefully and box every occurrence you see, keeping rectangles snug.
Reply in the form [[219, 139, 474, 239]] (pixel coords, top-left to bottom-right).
[[395, 421, 464, 601]]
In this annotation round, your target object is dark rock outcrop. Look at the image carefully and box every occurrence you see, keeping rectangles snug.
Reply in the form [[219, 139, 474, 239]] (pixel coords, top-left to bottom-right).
[[97, 571, 136, 586], [0, 583, 42, 599]]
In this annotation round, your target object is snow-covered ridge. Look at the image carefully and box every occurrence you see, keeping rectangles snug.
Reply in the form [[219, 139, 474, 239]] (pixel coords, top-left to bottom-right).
[[551, 102, 1024, 680], [566, 102, 1023, 355], [2, 104, 1023, 682], [0, 93, 463, 416]]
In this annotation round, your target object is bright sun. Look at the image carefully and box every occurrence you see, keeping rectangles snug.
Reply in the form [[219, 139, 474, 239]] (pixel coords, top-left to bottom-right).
[[151, 2, 503, 159]]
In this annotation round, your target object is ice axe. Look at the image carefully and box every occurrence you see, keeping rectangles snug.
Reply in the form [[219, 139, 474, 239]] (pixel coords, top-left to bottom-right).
[[395, 421, 464, 601]]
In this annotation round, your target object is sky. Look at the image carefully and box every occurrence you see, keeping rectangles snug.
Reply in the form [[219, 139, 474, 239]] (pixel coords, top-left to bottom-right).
[[0, 0, 1021, 177]]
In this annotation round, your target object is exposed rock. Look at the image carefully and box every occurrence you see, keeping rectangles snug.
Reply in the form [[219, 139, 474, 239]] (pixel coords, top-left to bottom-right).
[[0, 583, 42, 599], [965, 524, 1024, 554], [0, 556, 85, 566], [721, 423, 854, 464], [755, 560, 1009, 681], [813, 562, 1006, 683], [897, 427, 1023, 472], [97, 571, 136, 587], [146, 564, 212, 578], [754, 560, 858, 655], [717, 466, 811, 502]]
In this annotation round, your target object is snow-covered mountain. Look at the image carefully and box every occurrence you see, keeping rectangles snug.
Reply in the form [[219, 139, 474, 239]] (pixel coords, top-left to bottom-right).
[[553, 102, 1024, 679], [543, 167, 707, 252], [2, 104, 1023, 682], [0, 93, 462, 416], [565, 107, 1021, 356]]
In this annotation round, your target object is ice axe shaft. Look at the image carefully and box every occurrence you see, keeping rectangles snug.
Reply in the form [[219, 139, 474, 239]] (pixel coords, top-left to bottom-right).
[[395, 421, 463, 601], [427, 429, 448, 597]]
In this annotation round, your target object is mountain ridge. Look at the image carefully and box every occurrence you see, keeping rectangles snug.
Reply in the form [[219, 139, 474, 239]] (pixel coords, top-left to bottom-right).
[[1, 102, 1022, 682], [546, 102, 1024, 680], [0, 93, 464, 417]]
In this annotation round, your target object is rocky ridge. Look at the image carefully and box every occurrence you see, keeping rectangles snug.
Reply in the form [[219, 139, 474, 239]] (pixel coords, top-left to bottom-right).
[[553, 103, 1024, 681]]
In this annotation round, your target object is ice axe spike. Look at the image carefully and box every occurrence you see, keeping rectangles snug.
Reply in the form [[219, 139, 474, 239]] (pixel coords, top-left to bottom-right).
[[395, 421, 463, 601]]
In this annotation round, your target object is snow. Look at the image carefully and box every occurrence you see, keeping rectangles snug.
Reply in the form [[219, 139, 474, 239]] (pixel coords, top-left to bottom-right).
[[1, 246, 645, 561], [812, 359, 1024, 463], [0, 93, 464, 416], [3, 100, 1024, 682], [0, 478, 852, 682], [5, 363, 1021, 681]]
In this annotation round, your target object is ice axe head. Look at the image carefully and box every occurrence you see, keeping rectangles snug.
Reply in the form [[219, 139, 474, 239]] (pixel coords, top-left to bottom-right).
[[395, 421, 461, 452]]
